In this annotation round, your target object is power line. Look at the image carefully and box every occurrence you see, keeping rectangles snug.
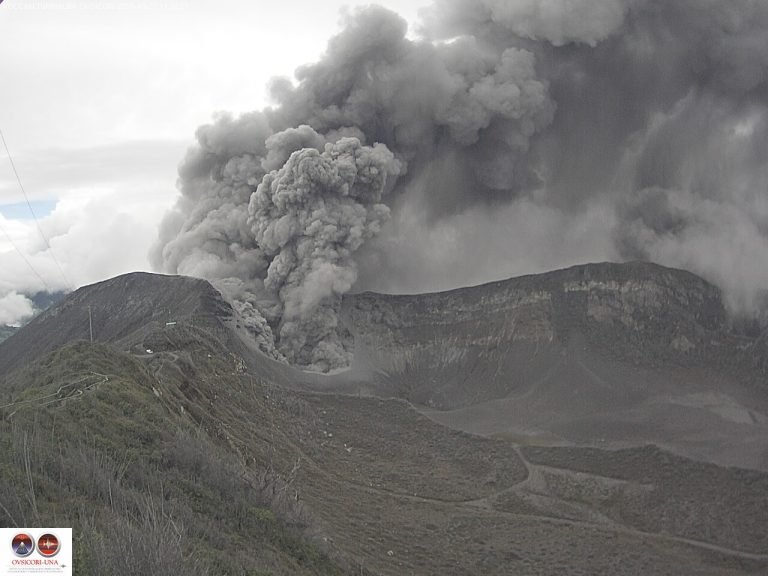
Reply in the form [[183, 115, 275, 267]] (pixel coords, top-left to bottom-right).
[[0, 217, 53, 294], [0, 127, 73, 291]]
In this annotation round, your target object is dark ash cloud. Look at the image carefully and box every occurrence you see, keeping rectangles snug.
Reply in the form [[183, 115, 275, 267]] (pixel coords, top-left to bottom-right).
[[153, 0, 768, 369]]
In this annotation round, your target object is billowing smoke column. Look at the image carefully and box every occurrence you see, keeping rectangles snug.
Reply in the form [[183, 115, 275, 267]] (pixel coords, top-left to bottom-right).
[[154, 122, 401, 370], [411, 0, 768, 310], [153, 0, 768, 370], [250, 136, 400, 368]]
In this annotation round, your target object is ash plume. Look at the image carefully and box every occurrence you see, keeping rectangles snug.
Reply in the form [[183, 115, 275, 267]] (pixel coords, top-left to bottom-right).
[[153, 0, 768, 369]]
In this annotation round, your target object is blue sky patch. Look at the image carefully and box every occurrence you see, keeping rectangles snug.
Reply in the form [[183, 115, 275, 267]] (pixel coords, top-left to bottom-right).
[[0, 200, 56, 220]]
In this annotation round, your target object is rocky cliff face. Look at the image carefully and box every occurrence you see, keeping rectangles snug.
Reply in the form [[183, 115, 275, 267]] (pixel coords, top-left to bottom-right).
[[0, 262, 741, 388], [341, 262, 732, 406], [339, 262, 768, 470], [2, 262, 766, 469]]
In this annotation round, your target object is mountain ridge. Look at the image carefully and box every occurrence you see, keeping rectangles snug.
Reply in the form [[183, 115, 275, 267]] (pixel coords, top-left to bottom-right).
[[2, 261, 768, 574], [341, 260, 747, 404], [0, 260, 741, 384], [3, 261, 767, 472]]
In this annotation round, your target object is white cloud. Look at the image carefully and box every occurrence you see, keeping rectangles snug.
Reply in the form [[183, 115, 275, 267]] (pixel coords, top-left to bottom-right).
[[0, 139, 186, 203], [0, 153, 177, 319], [0, 0, 432, 323], [0, 292, 35, 326], [0, 138, 181, 310]]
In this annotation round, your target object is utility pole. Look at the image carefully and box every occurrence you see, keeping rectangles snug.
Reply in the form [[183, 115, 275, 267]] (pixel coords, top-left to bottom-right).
[[88, 305, 93, 343]]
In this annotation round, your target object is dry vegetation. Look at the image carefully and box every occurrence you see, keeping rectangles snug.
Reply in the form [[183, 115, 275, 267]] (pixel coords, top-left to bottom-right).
[[0, 341, 342, 575], [1, 323, 767, 575]]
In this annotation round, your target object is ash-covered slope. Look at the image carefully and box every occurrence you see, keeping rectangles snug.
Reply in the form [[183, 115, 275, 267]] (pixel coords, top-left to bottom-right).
[[342, 262, 768, 469], [3, 263, 768, 573], [0, 273, 235, 378], [343, 261, 729, 398], [0, 325, 16, 343], [3, 262, 767, 469]]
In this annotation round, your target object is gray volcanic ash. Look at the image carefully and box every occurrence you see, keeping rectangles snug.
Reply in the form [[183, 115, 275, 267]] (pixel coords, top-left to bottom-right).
[[153, 1, 768, 370]]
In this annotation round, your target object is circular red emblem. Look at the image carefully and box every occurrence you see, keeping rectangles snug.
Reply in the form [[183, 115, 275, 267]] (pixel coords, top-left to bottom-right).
[[11, 533, 34, 557], [37, 534, 60, 557]]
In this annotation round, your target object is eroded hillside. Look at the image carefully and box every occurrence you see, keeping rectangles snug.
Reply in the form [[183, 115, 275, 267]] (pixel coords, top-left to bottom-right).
[[1, 263, 768, 574], [342, 262, 768, 470]]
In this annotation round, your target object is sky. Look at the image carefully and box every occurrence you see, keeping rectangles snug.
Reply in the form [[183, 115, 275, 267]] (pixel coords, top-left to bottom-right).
[[0, 0, 432, 324], [2, 0, 767, 333]]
